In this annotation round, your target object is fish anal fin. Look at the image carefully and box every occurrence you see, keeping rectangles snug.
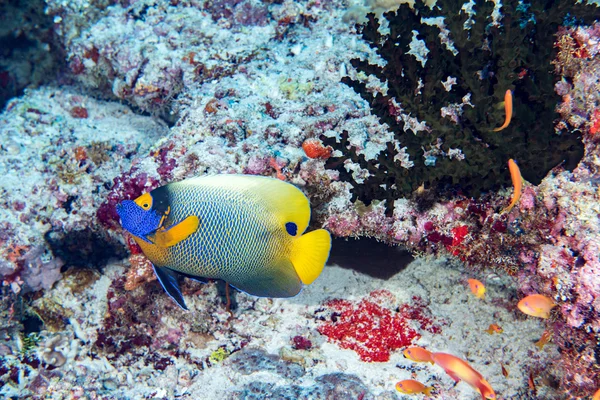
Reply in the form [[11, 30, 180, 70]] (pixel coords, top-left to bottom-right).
[[290, 229, 331, 284], [229, 258, 302, 298], [152, 215, 199, 248], [447, 371, 461, 383], [153, 265, 188, 310]]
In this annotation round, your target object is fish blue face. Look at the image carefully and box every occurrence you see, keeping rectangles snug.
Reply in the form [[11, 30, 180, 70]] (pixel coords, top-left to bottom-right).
[[116, 199, 163, 242]]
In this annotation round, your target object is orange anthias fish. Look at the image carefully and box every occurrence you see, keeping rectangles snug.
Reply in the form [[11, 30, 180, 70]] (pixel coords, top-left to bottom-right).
[[395, 379, 433, 396], [501, 159, 522, 214], [493, 89, 513, 132], [517, 294, 556, 319], [485, 324, 503, 335], [403, 347, 434, 364], [468, 278, 486, 299], [431, 352, 496, 400], [535, 329, 552, 350], [592, 388, 600, 400]]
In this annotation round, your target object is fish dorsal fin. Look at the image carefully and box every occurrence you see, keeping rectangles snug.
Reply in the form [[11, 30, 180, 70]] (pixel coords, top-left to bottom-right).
[[153, 265, 188, 310], [151, 215, 200, 248], [290, 228, 331, 284], [179, 174, 311, 235]]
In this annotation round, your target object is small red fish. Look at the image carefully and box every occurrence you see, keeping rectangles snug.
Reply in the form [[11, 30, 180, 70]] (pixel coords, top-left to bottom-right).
[[535, 329, 552, 350], [468, 279, 486, 299], [501, 159, 522, 214], [431, 352, 496, 399], [528, 370, 537, 396], [518, 294, 556, 319], [485, 324, 503, 335], [493, 89, 513, 132], [500, 362, 509, 378]]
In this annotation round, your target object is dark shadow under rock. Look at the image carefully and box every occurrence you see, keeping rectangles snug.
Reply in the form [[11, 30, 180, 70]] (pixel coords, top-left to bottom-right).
[[0, 0, 63, 110], [329, 237, 414, 280], [45, 228, 128, 270]]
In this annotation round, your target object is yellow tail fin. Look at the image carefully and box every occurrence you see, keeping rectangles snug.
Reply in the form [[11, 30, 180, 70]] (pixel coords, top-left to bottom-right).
[[423, 386, 433, 396], [290, 229, 331, 285]]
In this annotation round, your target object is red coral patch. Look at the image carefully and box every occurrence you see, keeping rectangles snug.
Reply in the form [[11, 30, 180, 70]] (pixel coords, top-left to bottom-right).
[[316, 290, 426, 362]]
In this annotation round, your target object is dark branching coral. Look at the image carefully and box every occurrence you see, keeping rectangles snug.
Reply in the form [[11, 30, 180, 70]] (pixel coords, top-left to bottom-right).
[[325, 0, 597, 213]]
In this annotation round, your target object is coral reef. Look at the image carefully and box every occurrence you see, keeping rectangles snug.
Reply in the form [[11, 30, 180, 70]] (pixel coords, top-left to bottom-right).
[[0, 0, 63, 110], [327, 0, 595, 212], [0, 0, 599, 397]]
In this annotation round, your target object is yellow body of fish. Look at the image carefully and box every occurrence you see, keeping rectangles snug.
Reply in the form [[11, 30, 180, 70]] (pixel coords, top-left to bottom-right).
[[124, 174, 331, 307]]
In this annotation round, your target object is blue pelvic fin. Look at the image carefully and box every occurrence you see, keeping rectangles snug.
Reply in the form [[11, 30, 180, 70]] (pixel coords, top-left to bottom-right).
[[152, 264, 188, 310]]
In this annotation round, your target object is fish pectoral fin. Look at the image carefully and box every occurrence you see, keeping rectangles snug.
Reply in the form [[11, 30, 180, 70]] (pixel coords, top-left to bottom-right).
[[152, 215, 200, 248], [290, 229, 331, 285], [153, 265, 188, 310]]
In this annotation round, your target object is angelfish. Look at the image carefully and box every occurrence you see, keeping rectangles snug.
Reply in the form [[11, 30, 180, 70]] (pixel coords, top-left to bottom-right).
[[116, 174, 332, 310]]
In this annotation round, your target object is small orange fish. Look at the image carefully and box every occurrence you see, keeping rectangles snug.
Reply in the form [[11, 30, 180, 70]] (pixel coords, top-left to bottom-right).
[[501, 159, 522, 214], [493, 89, 513, 132], [468, 279, 486, 299], [485, 324, 503, 335], [431, 352, 496, 399], [517, 294, 556, 319], [395, 379, 433, 396], [592, 388, 600, 400], [403, 347, 434, 364], [535, 329, 552, 350], [528, 370, 537, 395]]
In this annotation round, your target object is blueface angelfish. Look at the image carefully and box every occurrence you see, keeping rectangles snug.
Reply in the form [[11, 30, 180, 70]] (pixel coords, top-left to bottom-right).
[[116, 174, 332, 310]]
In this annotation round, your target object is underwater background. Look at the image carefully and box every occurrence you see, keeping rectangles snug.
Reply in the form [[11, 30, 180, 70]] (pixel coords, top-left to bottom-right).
[[1, 0, 600, 398]]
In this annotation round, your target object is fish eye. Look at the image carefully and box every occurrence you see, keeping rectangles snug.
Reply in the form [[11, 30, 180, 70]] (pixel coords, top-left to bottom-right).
[[134, 193, 154, 211], [285, 222, 298, 236]]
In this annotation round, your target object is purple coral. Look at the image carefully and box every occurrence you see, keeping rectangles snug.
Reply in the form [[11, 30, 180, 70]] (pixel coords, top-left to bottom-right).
[[20, 247, 63, 293], [97, 170, 159, 229]]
